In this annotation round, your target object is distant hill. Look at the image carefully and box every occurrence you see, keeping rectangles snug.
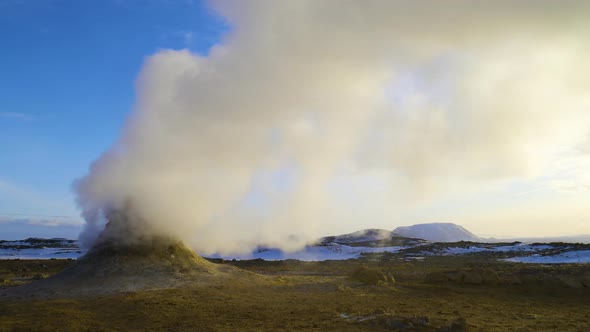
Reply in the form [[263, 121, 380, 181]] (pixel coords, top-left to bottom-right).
[[393, 223, 482, 242], [318, 228, 428, 247], [323, 228, 393, 244]]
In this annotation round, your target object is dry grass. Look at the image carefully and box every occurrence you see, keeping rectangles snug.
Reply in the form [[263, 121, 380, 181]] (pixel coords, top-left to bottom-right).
[[1, 257, 589, 331]]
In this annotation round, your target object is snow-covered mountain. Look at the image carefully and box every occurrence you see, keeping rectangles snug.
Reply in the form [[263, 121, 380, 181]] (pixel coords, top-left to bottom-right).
[[393, 223, 482, 242]]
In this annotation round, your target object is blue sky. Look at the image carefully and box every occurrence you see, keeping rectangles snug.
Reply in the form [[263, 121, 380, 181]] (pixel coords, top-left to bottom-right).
[[0, 0, 227, 238], [2, 1, 589, 243]]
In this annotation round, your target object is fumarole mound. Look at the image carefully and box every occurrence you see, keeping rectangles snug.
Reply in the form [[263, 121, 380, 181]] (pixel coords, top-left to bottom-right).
[[2, 213, 251, 299]]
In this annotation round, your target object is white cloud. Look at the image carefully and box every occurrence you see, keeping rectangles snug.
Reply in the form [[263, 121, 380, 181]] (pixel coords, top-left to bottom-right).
[[76, 0, 590, 251]]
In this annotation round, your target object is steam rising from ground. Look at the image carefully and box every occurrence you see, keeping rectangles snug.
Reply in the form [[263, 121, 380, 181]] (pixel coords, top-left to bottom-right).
[[75, 0, 590, 254]]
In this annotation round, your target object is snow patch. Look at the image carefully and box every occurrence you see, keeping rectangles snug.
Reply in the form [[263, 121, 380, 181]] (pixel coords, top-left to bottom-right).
[[503, 250, 590, 264], [0, 247, 84, 260], [210, 244, 406, 261]]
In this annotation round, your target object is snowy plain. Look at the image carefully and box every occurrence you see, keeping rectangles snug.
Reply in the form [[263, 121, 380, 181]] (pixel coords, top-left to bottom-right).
[[209, 244, 407, 261], [1, 236, 589, 264]]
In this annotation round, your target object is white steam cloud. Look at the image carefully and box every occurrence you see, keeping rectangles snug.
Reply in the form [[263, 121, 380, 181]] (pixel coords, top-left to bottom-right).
[[75, 0, 590, 253]]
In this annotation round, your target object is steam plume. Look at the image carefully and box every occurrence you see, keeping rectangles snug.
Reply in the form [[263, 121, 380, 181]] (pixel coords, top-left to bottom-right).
[[75, 0, 590, 253]]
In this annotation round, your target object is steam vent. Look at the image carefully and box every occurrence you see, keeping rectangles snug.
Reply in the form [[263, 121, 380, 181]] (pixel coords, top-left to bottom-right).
[[3, 211, 247, 299]]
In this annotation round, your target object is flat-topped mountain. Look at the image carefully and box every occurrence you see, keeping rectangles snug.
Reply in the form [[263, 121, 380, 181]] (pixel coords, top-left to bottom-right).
[[393, 222, 483, 242]]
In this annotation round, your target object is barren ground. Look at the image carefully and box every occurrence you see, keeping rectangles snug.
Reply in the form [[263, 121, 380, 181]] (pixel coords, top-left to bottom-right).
[[1, 256, 589, 331]]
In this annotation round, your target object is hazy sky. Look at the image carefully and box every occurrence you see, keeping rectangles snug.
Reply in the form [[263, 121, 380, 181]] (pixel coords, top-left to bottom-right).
[[2, 1, 590, 244]]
